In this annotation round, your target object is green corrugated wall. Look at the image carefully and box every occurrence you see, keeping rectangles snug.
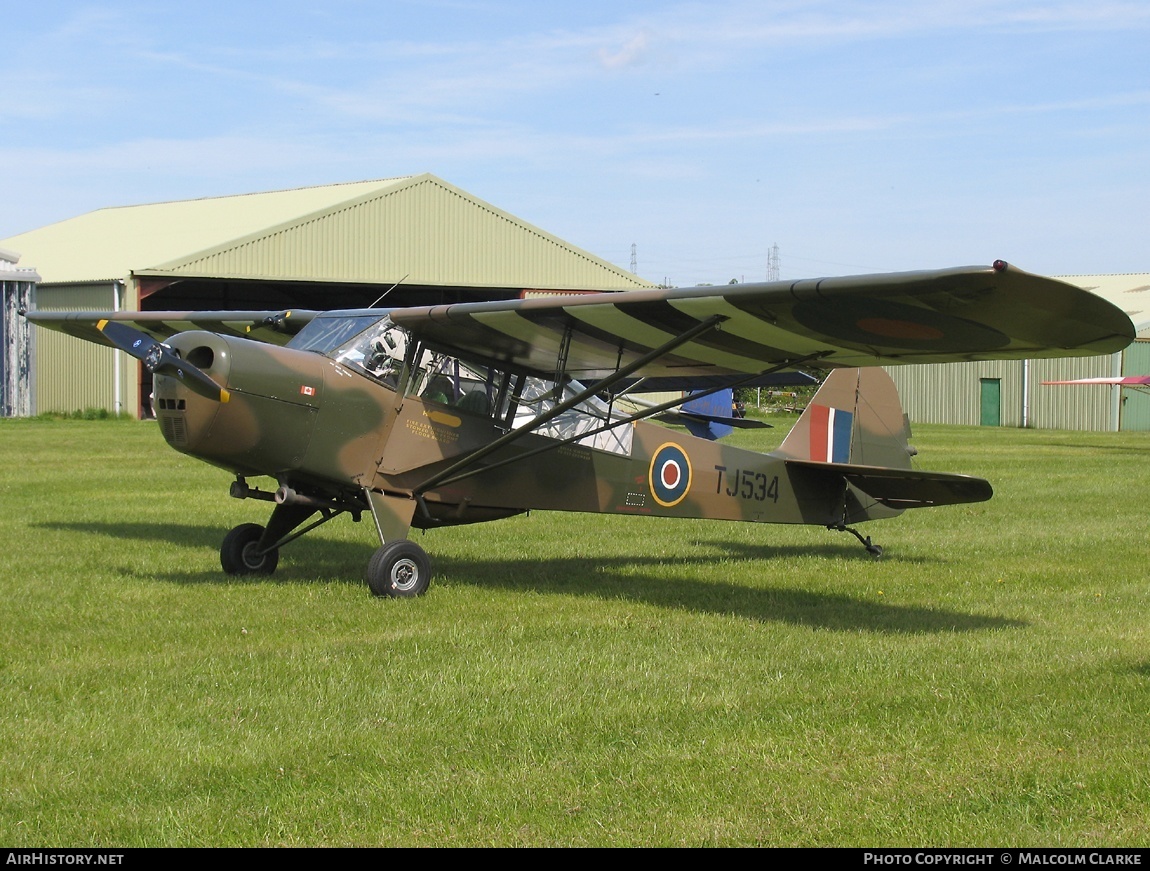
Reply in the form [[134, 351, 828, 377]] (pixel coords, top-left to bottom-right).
[[1120, 342, 1150, 431], [33, 284, 136, 416]]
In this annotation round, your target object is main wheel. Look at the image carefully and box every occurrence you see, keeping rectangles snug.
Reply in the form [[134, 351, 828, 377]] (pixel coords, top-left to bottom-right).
[[366, 540, 431, 598], [221, 523, 280, 575]]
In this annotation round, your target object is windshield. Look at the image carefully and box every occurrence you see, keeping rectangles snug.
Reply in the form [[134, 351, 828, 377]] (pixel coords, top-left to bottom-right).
[[331, 318, 409, 386], [287, 314, 384, 354]]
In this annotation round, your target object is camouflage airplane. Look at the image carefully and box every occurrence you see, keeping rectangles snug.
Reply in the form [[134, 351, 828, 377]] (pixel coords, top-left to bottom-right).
[[25, 260, 1134, 597]]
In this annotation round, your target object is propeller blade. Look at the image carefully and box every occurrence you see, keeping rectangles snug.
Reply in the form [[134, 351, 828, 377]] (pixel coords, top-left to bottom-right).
[[97, 319, 230, 403]]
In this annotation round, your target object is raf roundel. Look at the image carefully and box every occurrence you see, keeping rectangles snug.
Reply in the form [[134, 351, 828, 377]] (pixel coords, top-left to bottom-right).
[[649, 442, 693, 508]]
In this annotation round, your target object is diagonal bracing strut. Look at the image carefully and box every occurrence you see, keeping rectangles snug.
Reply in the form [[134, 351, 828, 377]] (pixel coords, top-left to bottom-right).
[[421, 352, 830, 491], [412, 314, 728, 495]]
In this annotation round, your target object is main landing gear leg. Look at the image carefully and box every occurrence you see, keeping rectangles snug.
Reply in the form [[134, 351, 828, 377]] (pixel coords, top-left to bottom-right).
[[829, 523, 884, 558], [364, 490, 430, 598], [220, 503, 317, 576], [221, 474, 368, 576]]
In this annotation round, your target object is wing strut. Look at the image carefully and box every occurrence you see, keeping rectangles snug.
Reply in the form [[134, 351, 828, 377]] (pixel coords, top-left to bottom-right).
[[412, 314, 728, 495], [419, 352, 830, 492]]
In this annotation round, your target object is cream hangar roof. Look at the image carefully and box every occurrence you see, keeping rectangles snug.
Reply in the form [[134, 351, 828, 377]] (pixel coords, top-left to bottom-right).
[[0, 178, 411, 285], [1058, 274, 1150, 336]]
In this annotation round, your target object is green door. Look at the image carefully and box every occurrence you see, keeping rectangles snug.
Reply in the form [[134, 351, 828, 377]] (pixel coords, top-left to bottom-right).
[[980, 378, 1001, 426]]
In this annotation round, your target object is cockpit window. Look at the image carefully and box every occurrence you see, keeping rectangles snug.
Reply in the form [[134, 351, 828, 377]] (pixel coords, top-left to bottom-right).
[[332, 318, 409, 386], [289, 314, 632, 455], [287, 315, 384, 354], [412, 353, 498, 416], [511, 376, 633, 455]]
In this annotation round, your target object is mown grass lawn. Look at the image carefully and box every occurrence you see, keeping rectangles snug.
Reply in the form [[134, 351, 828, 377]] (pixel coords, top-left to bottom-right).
[[1, 416, 1148, 847]]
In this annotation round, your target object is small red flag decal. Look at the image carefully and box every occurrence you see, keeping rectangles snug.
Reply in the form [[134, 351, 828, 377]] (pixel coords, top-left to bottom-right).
[[300, 385, 316, 396]]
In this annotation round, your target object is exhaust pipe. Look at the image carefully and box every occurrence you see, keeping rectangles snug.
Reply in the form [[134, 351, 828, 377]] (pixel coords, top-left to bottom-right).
[[274, 485, 330, 508], [274, 485, 363, 515]]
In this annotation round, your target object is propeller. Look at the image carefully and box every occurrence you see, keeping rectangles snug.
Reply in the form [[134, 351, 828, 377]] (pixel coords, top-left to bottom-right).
[[97, 319, 230, 403]]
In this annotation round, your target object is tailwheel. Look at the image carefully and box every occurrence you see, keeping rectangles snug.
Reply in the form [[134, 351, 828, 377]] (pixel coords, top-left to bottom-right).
[[829, 523, 883, 558], [221, 522, 280, 575], [367, 540, 431, 598]]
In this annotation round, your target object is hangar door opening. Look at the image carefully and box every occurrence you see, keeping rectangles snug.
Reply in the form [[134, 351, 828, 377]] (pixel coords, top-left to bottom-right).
[[979, 378, 1001, 427]]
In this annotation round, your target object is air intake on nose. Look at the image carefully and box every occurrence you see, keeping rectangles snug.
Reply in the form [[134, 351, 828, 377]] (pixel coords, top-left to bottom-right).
[[160, 415, 188, 446]]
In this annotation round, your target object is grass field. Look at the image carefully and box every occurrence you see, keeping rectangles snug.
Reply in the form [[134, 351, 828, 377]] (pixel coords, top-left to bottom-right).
[[1, 415, 1148, 847]]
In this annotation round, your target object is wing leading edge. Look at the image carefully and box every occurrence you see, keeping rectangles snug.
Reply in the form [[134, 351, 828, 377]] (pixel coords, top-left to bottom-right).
[[23, 309, 318, 347]]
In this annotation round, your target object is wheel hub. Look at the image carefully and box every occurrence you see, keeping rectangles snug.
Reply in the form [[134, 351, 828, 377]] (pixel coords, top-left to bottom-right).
[[391, 558, 419, 591], [242, 542, 265, 570]]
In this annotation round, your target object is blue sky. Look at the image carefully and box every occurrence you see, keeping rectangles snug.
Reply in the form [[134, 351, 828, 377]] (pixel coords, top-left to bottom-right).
[[2, 1, 1147, 286]]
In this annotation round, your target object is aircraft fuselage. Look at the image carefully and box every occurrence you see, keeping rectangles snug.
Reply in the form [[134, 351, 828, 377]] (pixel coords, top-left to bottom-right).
[[153, 329, 873, 532]]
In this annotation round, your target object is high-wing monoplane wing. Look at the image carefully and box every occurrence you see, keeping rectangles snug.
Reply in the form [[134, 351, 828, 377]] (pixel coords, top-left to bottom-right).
[[25, 262, 1133, 384], [387, 261, 1134, 379], [23, 309, 317, 347], [1043, 374, 1150, 397], [1043, 376, 1150, 386]]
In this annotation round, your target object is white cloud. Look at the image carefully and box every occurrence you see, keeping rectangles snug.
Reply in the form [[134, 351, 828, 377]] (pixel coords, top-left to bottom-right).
[[3, 0, 1149, 275], [598, 31, 651, 70]]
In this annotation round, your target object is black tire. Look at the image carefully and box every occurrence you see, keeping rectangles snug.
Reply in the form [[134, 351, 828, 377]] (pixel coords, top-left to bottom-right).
[[366, 540, 431, 598], [220, 523, 279, 575]]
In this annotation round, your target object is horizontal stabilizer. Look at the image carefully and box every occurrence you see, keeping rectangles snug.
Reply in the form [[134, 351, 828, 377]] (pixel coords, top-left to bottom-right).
[[671, 387, 770, 440], [657, 410, 771, 429], [682, 411, 770, 429], [786, 460, 993, 508]]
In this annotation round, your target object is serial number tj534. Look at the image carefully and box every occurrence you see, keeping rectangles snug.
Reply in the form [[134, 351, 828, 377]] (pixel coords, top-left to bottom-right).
[[714, 466, 780, 503]]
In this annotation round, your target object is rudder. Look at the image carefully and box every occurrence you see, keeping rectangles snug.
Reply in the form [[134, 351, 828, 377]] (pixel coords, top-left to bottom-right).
[[775, 368, 914, 470]]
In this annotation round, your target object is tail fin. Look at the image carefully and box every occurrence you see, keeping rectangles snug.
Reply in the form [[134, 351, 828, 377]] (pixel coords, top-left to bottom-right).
[[775, 368, 991, 513], [681, 388, 736, 440], [775, 368, 914, 469]]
